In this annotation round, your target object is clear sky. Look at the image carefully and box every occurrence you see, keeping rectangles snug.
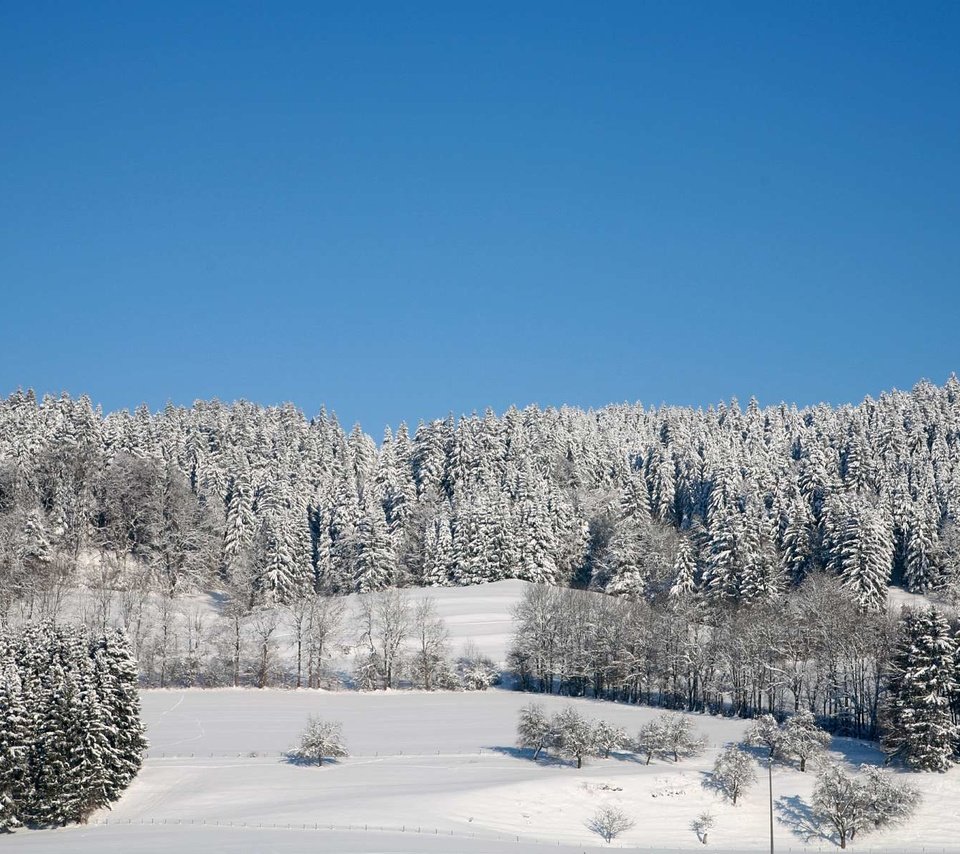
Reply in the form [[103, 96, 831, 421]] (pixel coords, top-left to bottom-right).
[[2, 2, 958, 432]]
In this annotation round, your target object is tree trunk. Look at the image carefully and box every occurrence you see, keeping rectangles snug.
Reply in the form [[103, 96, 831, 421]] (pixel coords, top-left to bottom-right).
[[296, 635, 302, 688], [233, 615, 241, 687]]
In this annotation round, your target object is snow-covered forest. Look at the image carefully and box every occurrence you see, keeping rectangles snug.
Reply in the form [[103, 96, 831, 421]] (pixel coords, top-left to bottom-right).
[[0, 376, 960, 609], [3, 379, 960, 700], [3, 377, 959, 611]]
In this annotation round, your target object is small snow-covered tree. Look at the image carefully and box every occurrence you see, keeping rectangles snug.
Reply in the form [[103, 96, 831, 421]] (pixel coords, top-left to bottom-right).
[[669, 538, 697, 599], [516, 703, 555, 760], [587, 805, 635, 843], [858, 765, 920, 831], [660, 714, 705, 762], [811, 763, 864, 849], [634, 718, 668, 765], [782, 709, 830, 772], [711, 746, 756, 805], [593, 720, 627, 759], [456, 642, 498, 691], [553, 706, 595, 768], [291, 717, 348, 766], [692, 811, 715, 845], [746, 713, 787, 761]]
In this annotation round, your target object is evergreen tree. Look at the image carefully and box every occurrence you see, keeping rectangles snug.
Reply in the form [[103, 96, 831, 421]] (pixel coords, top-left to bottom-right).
[[354, 505, 398, 593], [669, 538, 697, 600], [903, 505, 941, 593], [838, 501, 893, 610], [883, 607, 959, 771], [0, 663, 26, 832]]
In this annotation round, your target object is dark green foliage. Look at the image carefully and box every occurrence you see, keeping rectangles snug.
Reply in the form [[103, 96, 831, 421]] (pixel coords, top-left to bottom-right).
[[883, 607, 959, 771], [0, 623, 146, 830]]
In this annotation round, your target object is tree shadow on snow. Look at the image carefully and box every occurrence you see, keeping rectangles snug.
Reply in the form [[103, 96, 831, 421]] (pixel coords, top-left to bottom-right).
[[282, 753, 345, 768], [775, 795, 834, 846], [698, 769, 725, 799], [485, 746, 575, 767], [824, 734, 886, 768]]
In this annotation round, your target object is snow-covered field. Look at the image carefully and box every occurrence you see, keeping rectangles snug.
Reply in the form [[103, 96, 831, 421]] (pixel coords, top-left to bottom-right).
[[10, 582, 960, 853]]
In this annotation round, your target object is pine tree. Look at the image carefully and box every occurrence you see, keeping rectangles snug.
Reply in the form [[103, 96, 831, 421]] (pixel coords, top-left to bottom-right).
[[883, 607, 959, 771], [90, 630, 147, 800], [838, 501, 893, 610], [903, 506, 941, 593], [781, 500, 815, 582], [223, 471, 254, 580], [0, 663, 27, 832], [422, 514, 454, 586], [354, 505, 398, 593], [669, 538, 697, 600]]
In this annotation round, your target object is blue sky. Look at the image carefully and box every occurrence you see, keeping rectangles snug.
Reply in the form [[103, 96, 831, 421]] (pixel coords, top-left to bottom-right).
[[2, 2, 958, 431]]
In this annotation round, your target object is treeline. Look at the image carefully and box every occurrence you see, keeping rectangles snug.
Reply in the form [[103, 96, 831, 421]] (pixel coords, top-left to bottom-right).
[[66, 585, 498, 692], [1, 377, 959, 617], [508, 577, 891, 737], [0, 623, 146, 830], [509, 579, 960, 754]]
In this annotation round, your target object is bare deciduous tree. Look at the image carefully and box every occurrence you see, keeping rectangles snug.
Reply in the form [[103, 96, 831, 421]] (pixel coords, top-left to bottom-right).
[[410, 596, 451, 690], [355, 589, 411, 689], [587, 806, 635, 843]]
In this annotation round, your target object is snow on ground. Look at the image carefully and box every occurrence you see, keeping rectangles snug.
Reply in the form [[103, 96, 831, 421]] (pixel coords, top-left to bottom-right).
[[12, 688, 960, 853], [886, 584, 957, 617], [11, 581, 960, 853]]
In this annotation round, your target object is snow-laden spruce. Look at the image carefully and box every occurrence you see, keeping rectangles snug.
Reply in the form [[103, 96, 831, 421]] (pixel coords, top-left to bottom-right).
[[882, 606, 960, 771], [0, 623, 146, 831]]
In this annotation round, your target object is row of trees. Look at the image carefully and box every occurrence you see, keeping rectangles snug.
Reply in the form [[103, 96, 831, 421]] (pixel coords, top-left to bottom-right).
[[0, 623, 146, 831], [510, 581, 960, 764], [2, 378, 960, 616], [15, 581, 498, 692], [508, 577, 895, 737], [516, 705, 705, 769]]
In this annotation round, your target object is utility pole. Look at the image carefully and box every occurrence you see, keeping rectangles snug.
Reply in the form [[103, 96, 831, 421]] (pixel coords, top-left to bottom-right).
[[768, 753, 774, 854]]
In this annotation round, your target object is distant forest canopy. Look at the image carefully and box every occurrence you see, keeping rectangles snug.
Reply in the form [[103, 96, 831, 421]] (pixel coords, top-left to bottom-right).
[[1, 376, 960, 611]]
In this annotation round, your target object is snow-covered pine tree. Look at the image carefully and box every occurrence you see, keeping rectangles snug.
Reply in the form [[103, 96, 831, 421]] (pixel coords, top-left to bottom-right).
[[903, 504, 941, 593], [421, 513, 454, 586], [223, 470, 254, 580], [90, 630, 147, 800], [883, 606, 959, 771], [780, 499, 815, 582], [669, 538, 697, 600], [354, 503, 398, 593], [253, 512, 300, 604], [837, 499, 893, 610], [0, 661, 27, 832]]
